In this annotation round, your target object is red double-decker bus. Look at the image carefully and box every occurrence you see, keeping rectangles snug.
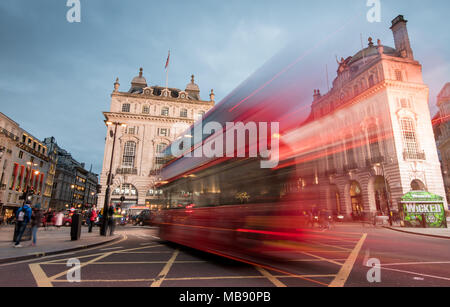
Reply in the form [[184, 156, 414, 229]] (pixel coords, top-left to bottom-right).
[[152, 47, 342, 263]]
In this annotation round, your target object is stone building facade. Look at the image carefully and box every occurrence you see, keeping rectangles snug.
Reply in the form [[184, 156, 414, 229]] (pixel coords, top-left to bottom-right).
[[44, 137, 99, 211], [286, 15, 448, 218], [97, 69, 215, 209], [433, 83, 450, 201], [0, 112, 57, 221]]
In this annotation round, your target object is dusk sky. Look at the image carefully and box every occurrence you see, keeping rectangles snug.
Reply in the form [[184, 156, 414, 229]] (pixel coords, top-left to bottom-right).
[[1, 0, 449, 174]]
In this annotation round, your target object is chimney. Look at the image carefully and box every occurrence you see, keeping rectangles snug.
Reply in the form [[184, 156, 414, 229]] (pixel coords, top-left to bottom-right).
[[313, 89, 321, 101], [390, 15, 414, 60]]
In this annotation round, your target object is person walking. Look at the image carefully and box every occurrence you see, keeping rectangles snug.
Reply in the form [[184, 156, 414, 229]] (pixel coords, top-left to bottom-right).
[[45, 208, 54, 230], [14, 203, 32, 248], [55, 210, 64, 228], [88, 206, 97, 233], [31, 204, 43, 246], [108, 205, 116, 236]]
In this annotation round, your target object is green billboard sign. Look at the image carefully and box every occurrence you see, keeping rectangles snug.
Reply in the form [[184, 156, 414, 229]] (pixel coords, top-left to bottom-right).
[[400, 191, 447, 228]]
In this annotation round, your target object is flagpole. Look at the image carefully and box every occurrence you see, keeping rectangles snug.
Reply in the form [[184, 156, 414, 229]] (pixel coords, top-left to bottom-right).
[[166, 66, 169, 90], [165, 50, 170, 90]]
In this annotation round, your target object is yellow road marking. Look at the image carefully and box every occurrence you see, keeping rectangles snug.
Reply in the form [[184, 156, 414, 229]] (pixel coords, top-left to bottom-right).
[[305, 240, 353, 251], [150, 249, 179, 287], [0, 234, 127, 268], [255, 266, 286, 287], [49, 252, 113, 281], [50, 274, 336, 283], [300, 251, 344, 266], [29, 263, 53, 287], [329, 233, 367, 287]]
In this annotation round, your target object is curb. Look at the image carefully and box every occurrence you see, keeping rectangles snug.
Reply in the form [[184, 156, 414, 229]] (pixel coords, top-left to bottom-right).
[[0, 235, 121, 265], [383, 226, 450, 240]]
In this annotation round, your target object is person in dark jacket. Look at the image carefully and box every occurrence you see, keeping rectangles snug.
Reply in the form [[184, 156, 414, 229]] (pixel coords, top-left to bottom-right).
[[31, 204, 43, 246], [14, 203, 32, 248]]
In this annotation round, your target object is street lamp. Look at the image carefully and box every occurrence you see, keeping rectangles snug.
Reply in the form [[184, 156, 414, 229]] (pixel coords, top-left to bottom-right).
[[101, 121, 126, 236]]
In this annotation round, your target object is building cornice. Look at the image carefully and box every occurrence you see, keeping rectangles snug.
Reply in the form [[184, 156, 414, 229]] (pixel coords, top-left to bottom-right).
[[111, 92, 215, 107], [103, 112, 196, 125]]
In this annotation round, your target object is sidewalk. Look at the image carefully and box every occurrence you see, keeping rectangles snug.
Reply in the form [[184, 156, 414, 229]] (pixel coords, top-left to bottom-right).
[[0, 225, 120, 264], [383, 226, 450, 239]]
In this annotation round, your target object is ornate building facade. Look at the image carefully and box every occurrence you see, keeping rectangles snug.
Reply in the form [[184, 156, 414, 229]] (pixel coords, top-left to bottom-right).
[[433, 83, 450, 201], [98, 69, 215, 209], [44, 137, 99, 211], [0, 112, 57, 221], [287, 15, 448, 218]]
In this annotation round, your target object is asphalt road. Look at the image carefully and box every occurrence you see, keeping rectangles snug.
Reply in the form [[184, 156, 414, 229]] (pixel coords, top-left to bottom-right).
[[0, 224, 448, 287]]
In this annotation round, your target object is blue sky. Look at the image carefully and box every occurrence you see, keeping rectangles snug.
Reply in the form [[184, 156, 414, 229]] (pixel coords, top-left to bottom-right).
[[1, 0, 449, 173]]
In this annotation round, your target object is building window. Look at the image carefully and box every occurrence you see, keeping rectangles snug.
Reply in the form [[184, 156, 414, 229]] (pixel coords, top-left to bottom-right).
[[368, 124, 381, 160], [122, 103, 131, 113], [400, 98, 411, 109], [155, 157, 165, 165], [127, 127, 136, 135], [196, 111, 205, 120], [395, 70, 403, 81], [156, 143, 167, 155], [18, 151, 23, 159], [158, 128, 169, 137], [180, 109, 188, 118], [161, 107, 169, 116], [142, 105, 150, 114], [368, 75, 375, 87], [112, 183, 137, 196], [401, 118, 422, 160], [122, 141, 136, 167]]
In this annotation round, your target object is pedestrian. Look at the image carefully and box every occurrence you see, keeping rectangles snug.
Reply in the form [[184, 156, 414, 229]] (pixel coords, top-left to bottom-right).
[[55, 210, 64, 228], [31, 204, 43, 246], [88, 206, 97, 233], [45, 208, 54, 230], [14, 203, 32, 248], [108, 205, 116, 236]]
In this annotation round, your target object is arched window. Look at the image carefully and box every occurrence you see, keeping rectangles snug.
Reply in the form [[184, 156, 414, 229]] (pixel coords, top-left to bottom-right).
[[401, 118, 421, 160], [411, 179, 426, 191], [122, 141, 136, 167]]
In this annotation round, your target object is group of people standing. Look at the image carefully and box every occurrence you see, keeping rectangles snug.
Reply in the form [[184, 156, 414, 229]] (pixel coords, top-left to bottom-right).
[[14, 202, 41, 248]]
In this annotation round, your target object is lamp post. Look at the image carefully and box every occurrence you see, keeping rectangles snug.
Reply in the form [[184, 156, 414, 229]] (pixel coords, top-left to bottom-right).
[[100, 121, 126, 236], [23, 161, 38, 205]]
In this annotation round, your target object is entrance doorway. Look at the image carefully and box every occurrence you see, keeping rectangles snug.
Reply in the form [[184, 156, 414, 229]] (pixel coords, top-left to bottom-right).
[[374, 176, 390, 215], [350, 181, 363, 219]]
